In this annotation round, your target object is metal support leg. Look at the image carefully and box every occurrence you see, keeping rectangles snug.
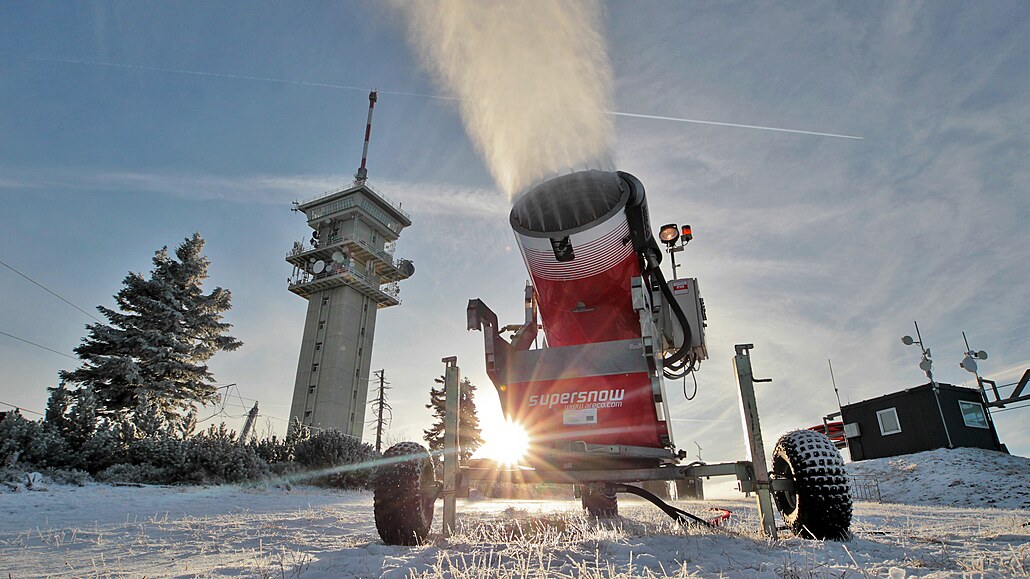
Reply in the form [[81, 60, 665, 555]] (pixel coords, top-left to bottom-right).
[[733, 344, 778, 539], [442, 356, 461, 537]]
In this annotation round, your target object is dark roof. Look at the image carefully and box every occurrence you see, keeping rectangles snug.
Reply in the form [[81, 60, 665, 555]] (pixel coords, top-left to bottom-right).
[[842, 382, 981, 410]]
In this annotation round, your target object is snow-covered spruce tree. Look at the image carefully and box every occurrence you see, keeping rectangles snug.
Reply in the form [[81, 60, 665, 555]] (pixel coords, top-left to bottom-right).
[[60, 233, 242, 428], [424, 376, 482, 463], [44, 381, 73, 437]]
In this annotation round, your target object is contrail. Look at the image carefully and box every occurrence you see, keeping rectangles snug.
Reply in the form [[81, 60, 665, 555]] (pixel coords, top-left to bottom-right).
[[19, 54, 862, 140]]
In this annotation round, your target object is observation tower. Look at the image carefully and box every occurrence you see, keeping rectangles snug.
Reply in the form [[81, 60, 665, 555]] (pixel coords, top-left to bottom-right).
[[285, 91, 413, 436]]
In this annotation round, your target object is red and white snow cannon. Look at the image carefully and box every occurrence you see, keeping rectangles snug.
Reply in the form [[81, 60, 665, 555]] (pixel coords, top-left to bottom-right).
[[468, 169, 708, 468], [374, 169, 854, 545]]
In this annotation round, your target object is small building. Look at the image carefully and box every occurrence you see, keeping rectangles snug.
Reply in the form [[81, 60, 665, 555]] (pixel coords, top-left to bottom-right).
[[841, 382, 1002, 461]]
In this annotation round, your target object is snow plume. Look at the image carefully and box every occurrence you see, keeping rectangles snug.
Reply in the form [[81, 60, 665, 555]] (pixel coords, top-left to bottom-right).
[[394, 0, 615, 197]]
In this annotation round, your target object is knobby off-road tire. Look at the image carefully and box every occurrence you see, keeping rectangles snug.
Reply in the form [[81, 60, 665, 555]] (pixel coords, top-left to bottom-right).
[[581, 484, 618, 518], [374, 442, 436, 545], [772, 430, 853, 540]]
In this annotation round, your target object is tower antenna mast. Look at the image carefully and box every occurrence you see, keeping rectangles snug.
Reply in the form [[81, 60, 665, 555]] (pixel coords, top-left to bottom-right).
[[355, 90, 378, 183]]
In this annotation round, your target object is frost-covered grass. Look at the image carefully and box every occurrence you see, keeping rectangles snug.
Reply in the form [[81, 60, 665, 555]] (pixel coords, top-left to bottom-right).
[[0, 484, 1026, 578]]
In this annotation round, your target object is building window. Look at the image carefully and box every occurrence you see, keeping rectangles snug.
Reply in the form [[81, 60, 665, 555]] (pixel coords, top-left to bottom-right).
[[315, 342, 322, 351], [311, 363, 319, 373], [958, 400, 989, 429], [308, 385, 316, 394], [304, 410, 312, 419], [322, 296, 330, 306], [318, 320, 325, 330], [876, 407, 902, 436]]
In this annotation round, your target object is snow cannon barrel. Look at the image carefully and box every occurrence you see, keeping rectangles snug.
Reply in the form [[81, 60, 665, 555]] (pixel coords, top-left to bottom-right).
[[510, 170, 657, 347]]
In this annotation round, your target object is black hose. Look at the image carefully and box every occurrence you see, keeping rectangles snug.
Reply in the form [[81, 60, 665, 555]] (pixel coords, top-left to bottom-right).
[[616, 484, 713, 528]]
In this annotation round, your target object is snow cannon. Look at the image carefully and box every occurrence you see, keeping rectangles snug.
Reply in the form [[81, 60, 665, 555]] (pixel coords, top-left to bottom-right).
[[374, 169, 855, 545], [468, 169, 709, 465]]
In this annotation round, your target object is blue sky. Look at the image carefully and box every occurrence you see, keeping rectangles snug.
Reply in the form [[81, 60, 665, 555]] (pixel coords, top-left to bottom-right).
[[2, 1, 1028, 475]]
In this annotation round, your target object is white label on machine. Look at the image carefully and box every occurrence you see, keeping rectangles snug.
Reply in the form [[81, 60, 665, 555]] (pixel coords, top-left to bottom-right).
[[671, 280, 690, 294], [563, 408, 597, 425]]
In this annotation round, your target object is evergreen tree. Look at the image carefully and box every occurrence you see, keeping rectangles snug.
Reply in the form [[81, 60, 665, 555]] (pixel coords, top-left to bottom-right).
[[65, 386, 99, 449], [424, 376, 483, 463], [44, 381, 73, 435], [60, 233, 242, 426]]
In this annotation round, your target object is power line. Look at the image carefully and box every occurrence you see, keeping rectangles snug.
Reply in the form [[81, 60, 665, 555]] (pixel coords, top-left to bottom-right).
[[0, 330, 77, 360], [0, 400, 44, 416], [0, 258, 103, 323]]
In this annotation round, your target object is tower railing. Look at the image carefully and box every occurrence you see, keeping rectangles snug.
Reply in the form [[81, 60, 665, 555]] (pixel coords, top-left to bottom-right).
[[287, 235, 405, 271], [297, 180, 410, 221], [288, 259, 400, 305]]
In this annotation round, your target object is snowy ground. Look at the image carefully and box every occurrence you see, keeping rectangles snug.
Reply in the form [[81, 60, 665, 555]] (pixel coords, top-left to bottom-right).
[[1, 449, 1027, 578], [846, 448, 1030, 510]]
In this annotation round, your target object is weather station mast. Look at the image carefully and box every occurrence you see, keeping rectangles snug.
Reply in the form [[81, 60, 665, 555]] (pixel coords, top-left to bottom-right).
[[286, 91, 414, 437]]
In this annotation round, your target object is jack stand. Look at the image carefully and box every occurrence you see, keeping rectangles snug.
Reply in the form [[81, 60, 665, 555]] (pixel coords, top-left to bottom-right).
[[442, 356, 461, 537], [733, 344, 778, 539]]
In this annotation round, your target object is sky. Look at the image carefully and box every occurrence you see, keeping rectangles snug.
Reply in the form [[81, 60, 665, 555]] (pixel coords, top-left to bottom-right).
[[1, 1, 1028, 481]]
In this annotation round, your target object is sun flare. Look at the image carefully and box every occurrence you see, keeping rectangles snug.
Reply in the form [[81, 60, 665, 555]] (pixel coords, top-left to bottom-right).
[[477, 419, 530, 465]]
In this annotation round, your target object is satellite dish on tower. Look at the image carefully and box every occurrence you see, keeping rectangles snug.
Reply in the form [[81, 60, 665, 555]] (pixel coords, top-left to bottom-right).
[[312, 260, 326, 274], [398, 259, 415, 278], [960, 356, 978, 373], [918, 359, 933, 372], [902, 336, 914, 345]]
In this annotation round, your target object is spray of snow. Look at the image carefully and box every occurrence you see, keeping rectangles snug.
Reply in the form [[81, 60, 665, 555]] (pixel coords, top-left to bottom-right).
[[393, 0, 615, 197]]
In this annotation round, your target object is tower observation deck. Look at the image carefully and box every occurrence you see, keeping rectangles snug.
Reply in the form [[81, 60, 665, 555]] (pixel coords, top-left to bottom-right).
[[286, 180, 413, 436]]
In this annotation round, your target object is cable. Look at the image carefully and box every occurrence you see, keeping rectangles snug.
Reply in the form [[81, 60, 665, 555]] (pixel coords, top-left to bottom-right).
[[0, 258, 103, 323], [0, 400, 44, 416], [682, 370, 698, 401], [0, 330, 77, 360]]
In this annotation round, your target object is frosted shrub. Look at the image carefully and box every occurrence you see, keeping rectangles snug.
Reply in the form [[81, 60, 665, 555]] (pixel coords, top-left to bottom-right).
[[179, 424, 269, 484], [95, 462, 169, 484], [0, 413, 72, 469], [252, 435, 293, 464], [124, 435, 188, 480], [77, 426, 123, 472], [293, 429, 379, 489]]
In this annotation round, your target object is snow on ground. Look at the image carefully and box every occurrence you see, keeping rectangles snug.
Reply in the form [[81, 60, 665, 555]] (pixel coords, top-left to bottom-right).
[[846, 447, 1030, 510], [0, 479, 1027, 578]]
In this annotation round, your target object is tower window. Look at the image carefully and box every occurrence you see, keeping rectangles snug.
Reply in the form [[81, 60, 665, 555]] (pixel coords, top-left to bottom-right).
[[311, 363, 319, 373], [322, 296, 330, 306], [304, 410, 312, 419], [315, 342, 322, 351], [309, 385, 316, 394], [318, 321, 325, 330]]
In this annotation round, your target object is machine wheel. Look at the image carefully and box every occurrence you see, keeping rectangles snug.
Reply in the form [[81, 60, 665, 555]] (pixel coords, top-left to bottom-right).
[[771, 430, 853, 540], [581, 484, 618, 518], [374, 442, 437, 545]]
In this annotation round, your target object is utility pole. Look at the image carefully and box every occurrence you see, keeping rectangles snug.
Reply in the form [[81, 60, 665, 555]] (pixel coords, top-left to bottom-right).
[[238, 402, 259, 446], [369, 369, 392, 453]]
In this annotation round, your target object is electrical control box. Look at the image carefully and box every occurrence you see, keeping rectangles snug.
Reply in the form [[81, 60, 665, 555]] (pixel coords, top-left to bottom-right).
[[661, 277, 708, 361]]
